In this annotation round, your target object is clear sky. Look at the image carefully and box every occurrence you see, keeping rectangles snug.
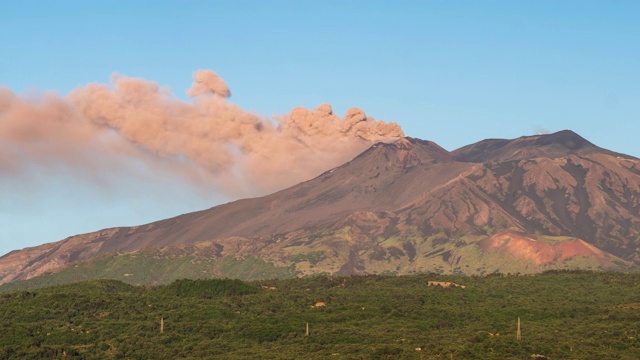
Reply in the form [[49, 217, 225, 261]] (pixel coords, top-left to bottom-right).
[[1, 1, 639, 256]]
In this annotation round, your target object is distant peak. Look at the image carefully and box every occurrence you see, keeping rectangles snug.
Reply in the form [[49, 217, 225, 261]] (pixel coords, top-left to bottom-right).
[[452, 130, 608, 163], [527, 130, 594, 150]]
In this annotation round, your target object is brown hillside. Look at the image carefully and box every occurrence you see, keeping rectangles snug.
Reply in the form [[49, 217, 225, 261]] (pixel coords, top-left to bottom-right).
[[1, 131, 639, 284], [478, 230, 620, 269]]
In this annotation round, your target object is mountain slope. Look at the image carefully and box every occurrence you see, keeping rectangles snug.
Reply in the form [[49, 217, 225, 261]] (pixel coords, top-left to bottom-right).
[[1, 131, 639, 285]]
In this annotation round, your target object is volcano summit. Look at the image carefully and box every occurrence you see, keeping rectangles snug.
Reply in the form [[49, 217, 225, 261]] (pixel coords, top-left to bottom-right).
[[1, 130, 639, 287]]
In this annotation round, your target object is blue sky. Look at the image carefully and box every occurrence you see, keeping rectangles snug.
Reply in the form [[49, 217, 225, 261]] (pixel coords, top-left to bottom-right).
[[1, 1, 639, 256]]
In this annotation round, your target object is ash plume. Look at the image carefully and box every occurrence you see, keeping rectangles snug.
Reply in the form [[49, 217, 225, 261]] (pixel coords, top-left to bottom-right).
[[0, 70, 403, 196], [187, 70, 231, 98]]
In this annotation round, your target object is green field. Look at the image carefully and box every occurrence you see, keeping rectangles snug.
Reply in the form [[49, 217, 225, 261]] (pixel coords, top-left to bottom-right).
[[1, 271, 639, 359]]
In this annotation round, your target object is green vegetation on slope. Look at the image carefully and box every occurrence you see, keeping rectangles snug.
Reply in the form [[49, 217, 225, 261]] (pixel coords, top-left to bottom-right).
[[1, 272, 639, 359], [0, 253, 297, 292], [4, 229, 634, 293]]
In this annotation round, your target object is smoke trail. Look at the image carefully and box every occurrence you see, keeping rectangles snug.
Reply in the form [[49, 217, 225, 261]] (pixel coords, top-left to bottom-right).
[[1, 70, 403, 196]]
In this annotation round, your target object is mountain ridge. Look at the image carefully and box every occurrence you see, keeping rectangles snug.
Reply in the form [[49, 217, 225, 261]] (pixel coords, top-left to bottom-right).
[[452, 129, 637, 163], [2, 131, 639, 286]]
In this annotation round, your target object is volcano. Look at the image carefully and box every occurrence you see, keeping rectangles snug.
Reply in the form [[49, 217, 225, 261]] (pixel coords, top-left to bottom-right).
[[1, 130, 639, 287]]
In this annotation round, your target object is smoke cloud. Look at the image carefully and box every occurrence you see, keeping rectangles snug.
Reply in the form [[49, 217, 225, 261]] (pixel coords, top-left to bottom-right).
[[187, 70, 231, 98], [0, 70, 403, 197]]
